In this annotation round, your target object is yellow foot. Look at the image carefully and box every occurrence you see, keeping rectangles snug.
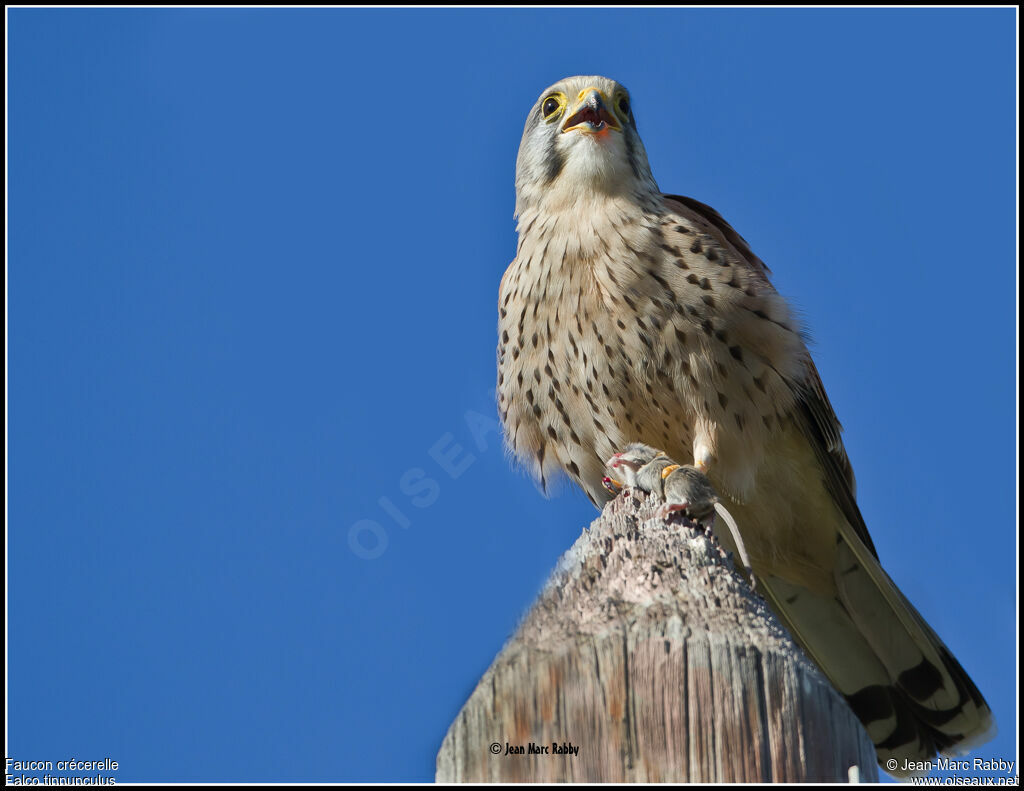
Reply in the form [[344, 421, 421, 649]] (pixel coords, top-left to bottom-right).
[[602, 476, 624, 496]]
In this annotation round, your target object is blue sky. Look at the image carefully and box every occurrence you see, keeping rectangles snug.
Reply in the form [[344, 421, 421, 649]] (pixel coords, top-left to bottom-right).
[[8, 8, 1016, 784]]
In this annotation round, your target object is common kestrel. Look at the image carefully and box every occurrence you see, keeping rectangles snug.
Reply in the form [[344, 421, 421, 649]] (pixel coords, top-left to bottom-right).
[[496, 75, 994, 774]]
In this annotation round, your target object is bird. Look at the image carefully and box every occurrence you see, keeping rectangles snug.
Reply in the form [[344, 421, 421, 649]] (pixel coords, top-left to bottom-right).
[[496, 74, 994, 774]]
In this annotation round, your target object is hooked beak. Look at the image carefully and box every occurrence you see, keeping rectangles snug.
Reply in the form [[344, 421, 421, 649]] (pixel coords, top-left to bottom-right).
[[562, 88, 621, 134]]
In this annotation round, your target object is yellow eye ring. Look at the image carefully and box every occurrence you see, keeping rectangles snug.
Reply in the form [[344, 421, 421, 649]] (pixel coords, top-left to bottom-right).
[[541, 93, 566, 121]]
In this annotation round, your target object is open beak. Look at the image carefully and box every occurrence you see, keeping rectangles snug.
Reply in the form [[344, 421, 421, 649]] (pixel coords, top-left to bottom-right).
[[562, 89, 621, 134]]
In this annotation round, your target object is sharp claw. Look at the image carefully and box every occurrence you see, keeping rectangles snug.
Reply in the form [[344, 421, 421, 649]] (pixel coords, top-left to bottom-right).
[[602, 475, 624, 495]]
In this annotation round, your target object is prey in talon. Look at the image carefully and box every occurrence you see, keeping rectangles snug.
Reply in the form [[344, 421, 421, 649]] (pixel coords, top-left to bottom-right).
[[656, 464, 757, 589], [604, 443, 666, 491], [655, 465, 719, 523], [634, 453, 678, 496]]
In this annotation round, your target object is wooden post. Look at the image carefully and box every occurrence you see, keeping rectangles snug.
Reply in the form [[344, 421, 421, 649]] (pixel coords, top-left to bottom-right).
[[436, 491, 878, 783]]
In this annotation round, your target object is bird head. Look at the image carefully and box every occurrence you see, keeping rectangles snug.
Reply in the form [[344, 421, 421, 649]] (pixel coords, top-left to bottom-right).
[[515, 75, 658, 215]]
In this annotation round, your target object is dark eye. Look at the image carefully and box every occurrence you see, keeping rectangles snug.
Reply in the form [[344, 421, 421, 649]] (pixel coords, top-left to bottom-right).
[[542, 96, 561, 119], [618, 96, 631, 117]]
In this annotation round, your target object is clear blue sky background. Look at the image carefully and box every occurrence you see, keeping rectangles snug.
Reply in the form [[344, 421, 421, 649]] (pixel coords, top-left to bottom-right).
[[8, 8, 1016, 784]]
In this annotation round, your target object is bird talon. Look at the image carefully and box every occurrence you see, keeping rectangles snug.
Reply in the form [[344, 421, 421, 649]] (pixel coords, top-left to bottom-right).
[[602, 476, 624, 496]]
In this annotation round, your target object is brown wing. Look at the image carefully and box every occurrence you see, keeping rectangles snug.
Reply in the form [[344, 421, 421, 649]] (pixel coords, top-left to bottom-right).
[[663, 192, 876, 559], [792, 364, 878, 559], [663, 193, 771, 276], [664, 195, 995, 761]]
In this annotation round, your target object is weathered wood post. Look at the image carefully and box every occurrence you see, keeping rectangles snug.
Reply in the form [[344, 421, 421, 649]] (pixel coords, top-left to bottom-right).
[[436, 491, 878, 783]]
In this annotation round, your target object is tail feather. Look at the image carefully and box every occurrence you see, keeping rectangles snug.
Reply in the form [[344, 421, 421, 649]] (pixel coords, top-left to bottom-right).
[[760, 576, 908, 753], [832, 535, 995, 756], [760, 539, 994, 777]]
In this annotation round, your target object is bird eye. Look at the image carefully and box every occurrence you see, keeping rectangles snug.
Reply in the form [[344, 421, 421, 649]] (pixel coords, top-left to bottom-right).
[[542, 95, 562, 120], [618, 95, 631, 117]]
